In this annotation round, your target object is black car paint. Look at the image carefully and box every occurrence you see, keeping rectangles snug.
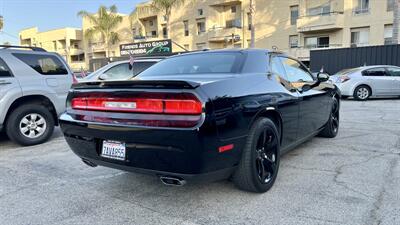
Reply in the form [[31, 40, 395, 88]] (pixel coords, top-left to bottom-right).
[[59, 49, 340, 182]]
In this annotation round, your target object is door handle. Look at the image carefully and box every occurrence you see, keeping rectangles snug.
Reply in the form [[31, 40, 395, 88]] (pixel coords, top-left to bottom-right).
[[0, 80, 12, 85]]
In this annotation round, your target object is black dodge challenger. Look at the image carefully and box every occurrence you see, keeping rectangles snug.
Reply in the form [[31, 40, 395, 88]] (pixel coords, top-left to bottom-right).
[[60, 49, 340, 193]]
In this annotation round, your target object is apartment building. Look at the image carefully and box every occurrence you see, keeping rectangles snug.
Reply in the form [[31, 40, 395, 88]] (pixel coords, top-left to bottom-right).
[[20, 0, 397, 69], [19, 27, 86, 71], [126, 0, 396, 63]]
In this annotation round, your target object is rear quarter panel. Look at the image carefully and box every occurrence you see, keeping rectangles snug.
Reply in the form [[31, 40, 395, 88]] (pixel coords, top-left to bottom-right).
[[200, 73, 299, 148]]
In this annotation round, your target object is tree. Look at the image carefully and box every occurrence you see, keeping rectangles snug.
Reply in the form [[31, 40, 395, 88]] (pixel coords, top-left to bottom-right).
[[78, 5, 123, 58], [249, 0, 255, 48], [130, 0, 187, 39], [393, 0, 400, 44], [0, 16, 3, 31]]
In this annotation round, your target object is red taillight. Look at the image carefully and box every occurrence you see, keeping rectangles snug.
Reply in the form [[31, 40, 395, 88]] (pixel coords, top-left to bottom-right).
[[71, 93, 202, 115], [340, 75, 350, 83]]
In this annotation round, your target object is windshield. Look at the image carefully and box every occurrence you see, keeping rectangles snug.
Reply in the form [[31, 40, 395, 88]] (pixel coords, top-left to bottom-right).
[[137, 52, 243, 77]]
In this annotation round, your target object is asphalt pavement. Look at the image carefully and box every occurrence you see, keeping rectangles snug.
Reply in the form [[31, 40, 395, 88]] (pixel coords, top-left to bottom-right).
[[0, 99, 399, 225]]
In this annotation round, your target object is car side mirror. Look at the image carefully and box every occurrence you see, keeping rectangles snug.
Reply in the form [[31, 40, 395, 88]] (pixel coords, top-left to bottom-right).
[[317, 72, 330, 82], [98, 74, 109, 81]]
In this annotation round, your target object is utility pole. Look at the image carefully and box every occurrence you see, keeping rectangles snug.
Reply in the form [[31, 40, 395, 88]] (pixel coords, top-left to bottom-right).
[[249, 0, 255, 48], [393, 0, 400, 44]]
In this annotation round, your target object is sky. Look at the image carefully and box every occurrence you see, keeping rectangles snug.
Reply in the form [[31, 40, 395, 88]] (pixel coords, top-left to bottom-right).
[[0, 0, 144, 44]]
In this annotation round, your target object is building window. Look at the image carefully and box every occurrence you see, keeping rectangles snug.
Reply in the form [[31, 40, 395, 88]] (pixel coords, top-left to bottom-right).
[[183, 20, 189, 36], [226, 19, 241, 28], [198, 9, 203, 16], [305, 36, 329, 48], [290, 5, 299, 25], [197, 21, 206, 35], [247, 13, 252, 30], [151, 30, 157, 37], [149, 20, 154, 26], [162, 26, 168, 38], [307, 3, 331, 16], [353, 0, 369, 15], [384, 24, 393, 45], [196, 42, 206, 50], [351, 27, 370, 47], [387, 0, 394, 11], [289, 35, 299, 48], [71, 54, 85, 62], [231, 6, 237, 13]]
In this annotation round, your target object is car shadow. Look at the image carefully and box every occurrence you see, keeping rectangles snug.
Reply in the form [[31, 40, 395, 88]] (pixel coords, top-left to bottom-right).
[[0, 128, 64, 149], [343, 96, 400, 101]]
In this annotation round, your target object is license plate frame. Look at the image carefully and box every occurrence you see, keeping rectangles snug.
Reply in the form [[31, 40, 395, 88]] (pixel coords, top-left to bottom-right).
[[101, 140, 126, 161]]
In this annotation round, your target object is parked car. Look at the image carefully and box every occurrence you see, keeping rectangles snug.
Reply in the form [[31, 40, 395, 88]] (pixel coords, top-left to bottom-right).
[[0, 45, 74, 145], [82, 57, 164, 82], [59, 49, 340, 193], [330, 65, 400, 100]]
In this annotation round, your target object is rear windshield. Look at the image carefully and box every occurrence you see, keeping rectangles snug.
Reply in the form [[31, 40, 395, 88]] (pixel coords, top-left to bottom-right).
[[138, 52, 243, 77], [334, 68, 360, 76]]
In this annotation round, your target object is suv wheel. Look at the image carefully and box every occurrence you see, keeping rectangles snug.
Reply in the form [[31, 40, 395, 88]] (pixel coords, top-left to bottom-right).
[[6, 104, 55, 146], [232, 118, 280, 193]]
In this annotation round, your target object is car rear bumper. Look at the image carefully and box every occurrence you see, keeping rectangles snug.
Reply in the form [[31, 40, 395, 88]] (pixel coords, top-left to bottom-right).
[[334, 82, 353, 96], [59, 113, 244, 181]]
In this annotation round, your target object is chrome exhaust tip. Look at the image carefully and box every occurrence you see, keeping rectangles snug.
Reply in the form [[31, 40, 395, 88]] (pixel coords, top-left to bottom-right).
[[82, 159, 97, 167], [159, 176, 186, 186]]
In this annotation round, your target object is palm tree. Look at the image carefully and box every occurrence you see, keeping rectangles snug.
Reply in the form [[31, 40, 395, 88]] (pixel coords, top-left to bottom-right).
[[130, 0, 187, 39], [78, 5, 123, 58], [393, 0, 400, 44], [0, 16, 3, 31], [249, 0, 255, 48]]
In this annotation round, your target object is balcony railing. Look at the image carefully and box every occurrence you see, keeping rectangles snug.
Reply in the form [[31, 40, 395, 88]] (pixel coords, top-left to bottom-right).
[[352, 7, 370, 15], [208, 26, 242, 42], [297, 12, 344, 33]]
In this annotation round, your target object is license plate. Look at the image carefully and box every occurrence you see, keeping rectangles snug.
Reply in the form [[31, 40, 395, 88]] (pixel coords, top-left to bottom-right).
[[101, 140, 126, 161]]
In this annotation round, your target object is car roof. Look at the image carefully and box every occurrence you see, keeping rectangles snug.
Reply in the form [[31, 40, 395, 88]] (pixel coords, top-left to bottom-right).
[[107, 58, 163, 66], [167, 48, 271, 58]]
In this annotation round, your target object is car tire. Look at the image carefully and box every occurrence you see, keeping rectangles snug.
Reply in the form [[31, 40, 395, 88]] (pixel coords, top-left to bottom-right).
[[353, 85, 371, 101], [232, 118, 280, 193], [5, 104, 55, 146], [319, 98, 339, 138]]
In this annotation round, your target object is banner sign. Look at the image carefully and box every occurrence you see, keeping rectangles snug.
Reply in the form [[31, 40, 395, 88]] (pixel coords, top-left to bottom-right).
[[120, 39, 172, 56]]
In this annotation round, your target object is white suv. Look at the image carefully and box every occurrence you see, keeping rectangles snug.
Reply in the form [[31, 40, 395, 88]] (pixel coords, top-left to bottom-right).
[[0, 45, 73, 146]]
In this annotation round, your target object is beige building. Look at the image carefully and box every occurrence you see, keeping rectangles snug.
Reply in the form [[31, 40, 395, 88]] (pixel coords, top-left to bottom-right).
[[20, 0, 397, 70], [128, 0, 396, 62], [19, 27, 86, 71]]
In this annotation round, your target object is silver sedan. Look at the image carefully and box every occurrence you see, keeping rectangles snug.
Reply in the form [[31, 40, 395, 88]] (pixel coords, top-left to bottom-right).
[[329, 65, 400, 100]]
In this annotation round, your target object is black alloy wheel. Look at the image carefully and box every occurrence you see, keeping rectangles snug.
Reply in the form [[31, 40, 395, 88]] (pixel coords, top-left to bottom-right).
[[319, 97, 339, 138], [255, 127, 279, 184], [233, 118, 280, 193]]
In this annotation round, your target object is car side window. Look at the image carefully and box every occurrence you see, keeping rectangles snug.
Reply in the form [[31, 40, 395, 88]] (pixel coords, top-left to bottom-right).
[[280, 57, 314, 83], [12, 53, 68, 75], [0, 58, 13, 77], [270, 56, 296, 91], [131, 62, 156, 77], [386, 67, 400, 77], [271, 56, 287, 79], [103, 63, 132, 80], [362, 68, 387, 76]]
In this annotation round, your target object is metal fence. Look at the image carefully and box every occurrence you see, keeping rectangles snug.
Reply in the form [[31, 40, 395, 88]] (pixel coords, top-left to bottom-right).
[[310, 44, 400, 74]]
